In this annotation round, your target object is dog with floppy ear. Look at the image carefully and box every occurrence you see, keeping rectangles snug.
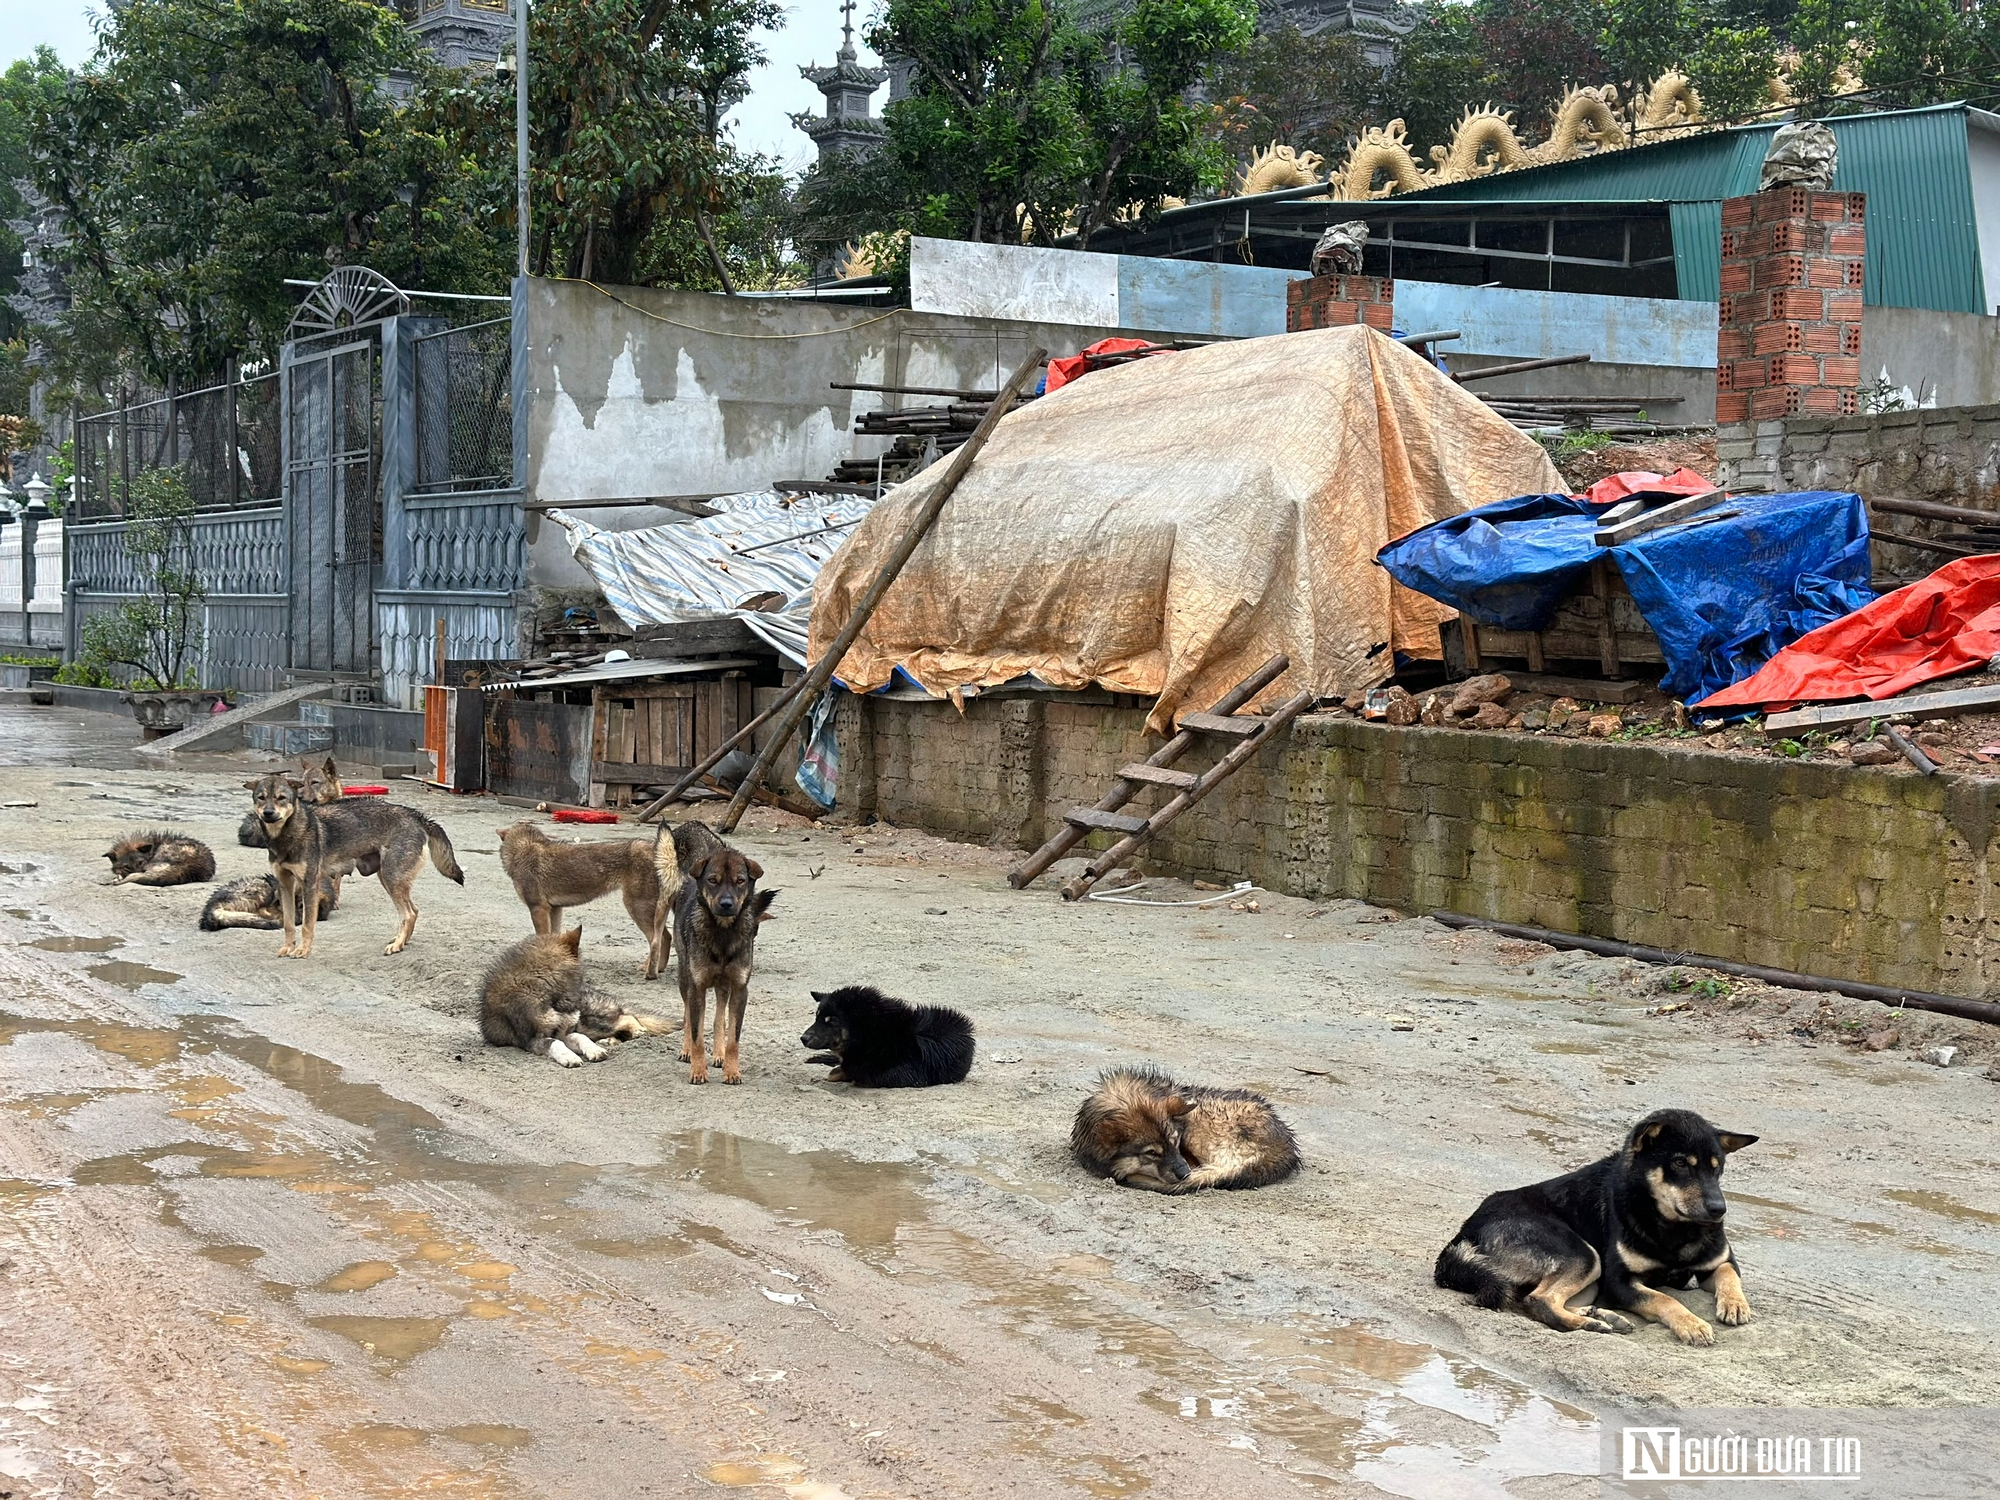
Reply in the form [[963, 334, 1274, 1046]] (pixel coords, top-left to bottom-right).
[[1435, 1108, 1758, 1346], [670, 834, 777, 1084]]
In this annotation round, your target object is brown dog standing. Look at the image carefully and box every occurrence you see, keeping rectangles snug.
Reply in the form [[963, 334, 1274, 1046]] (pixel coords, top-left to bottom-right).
[[670, 835, 776, 1084]]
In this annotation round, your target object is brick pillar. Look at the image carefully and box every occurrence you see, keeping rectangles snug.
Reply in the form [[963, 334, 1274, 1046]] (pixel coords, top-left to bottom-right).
[[1716, 188, 1865, 423], [1287, 274, 1394, 333]]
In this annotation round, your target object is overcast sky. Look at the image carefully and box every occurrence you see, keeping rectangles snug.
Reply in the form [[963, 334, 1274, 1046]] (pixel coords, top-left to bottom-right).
[[0, 0, 881, 172]]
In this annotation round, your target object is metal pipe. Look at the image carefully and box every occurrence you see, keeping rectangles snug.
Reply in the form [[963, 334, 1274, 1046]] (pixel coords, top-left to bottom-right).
[[1866, 495, 2000, 529], [1430, 912, 2000, 1027], [1395, 329, 1462, 346], [1451, 353, 1593, 383]]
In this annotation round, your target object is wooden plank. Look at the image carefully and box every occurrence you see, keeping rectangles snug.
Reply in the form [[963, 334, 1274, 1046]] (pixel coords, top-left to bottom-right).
[[629, 617, 769, 658], [1590, 558, 1619, 678], [486, 697, 594, 805], [693, 680, 725, 764], [1471, 626, 1665, 666], [591, 760, 691, 786], [1462, 615, 1482, 671], [1064, 808, 1151, 835], [1867, 494, 2000, 529], [616, 698, 638, 768], [1502, 672, 1646, 703], [1525, 630, 1546, 672], [1593, 490, 1725, 546], [1179, 711, 1266, 738], [1761, 681, 2000, 733], [1116, 763, 1199, 790]]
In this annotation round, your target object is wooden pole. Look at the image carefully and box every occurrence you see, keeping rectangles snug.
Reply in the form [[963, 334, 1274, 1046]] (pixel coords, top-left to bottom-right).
[[715, 344, 1047, 834]]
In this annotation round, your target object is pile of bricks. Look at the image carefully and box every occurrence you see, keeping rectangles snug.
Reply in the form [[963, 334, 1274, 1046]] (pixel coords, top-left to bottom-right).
[[1286, 274, 1394, 333], [1716, 188, 1865, 423]]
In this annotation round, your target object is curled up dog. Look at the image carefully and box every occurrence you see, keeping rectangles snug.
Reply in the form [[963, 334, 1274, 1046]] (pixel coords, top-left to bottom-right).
[[104, 830, 215, 887], [478, 926, 673, 1068], [200, 874, 335, 931], [243, 772, 463, 958], [1434, 1108, 1757, 1346], [668, 824, 777, 1084], [1071, 1067, 1299, 1193]]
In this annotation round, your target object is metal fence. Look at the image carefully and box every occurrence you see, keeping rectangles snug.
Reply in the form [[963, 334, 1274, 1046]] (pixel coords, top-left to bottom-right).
[[412, 315, 513, 494], [71, 369, 282, 520]]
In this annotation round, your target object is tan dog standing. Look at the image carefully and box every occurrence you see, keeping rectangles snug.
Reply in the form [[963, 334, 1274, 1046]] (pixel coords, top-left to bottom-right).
[[496, 821, 664, 979]]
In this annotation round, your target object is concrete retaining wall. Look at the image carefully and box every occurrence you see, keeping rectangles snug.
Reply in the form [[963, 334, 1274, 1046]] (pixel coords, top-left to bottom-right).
[[839, 694, 1997, 998]]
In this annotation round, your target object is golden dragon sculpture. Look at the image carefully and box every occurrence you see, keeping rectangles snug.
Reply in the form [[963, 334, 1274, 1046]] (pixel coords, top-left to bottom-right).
[[1249, 72, 1713, 203]]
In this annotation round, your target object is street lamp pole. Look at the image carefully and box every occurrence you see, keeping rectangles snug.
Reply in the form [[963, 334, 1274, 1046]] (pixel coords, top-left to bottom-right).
[[515, 0, 530, 277]]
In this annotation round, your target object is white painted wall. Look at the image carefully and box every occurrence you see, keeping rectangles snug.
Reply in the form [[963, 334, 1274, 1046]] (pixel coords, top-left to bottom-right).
[[1965, 110, 2000, 315]]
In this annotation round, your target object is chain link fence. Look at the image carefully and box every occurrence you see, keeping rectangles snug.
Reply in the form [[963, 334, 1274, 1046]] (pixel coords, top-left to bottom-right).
[[71, 370, 282, 520], [413, 315, 513, 494]]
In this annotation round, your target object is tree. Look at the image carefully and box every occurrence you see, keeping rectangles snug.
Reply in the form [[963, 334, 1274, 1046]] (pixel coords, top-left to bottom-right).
[[28, 0, 510, 390], [1474, 0, 1608, 128], [1204, 23, 1379, 168], [804, 0, 1255, 255], [78, 465, 205, 691], [1377, 4, 1499, 152], [437, 0, 783, 287]]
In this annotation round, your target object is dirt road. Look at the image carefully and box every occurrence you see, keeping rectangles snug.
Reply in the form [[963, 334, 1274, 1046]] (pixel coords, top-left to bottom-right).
[[0, 707, 1996, 1497]]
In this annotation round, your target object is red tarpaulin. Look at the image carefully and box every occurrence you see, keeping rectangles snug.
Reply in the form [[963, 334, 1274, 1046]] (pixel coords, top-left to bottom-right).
[[1576, 467, 1716, 506], [1698, 555, 2000, 709], [1042, 338, 1158, 393]]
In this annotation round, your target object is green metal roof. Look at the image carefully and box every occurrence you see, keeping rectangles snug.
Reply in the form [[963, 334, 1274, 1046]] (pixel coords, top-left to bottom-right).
[[1397, 103, 1985, 312]]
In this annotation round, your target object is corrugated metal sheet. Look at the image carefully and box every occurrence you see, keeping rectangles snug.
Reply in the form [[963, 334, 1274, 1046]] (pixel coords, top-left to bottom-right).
[[1670, 201, 1723, 300], [1399, 104, 1983, 311]]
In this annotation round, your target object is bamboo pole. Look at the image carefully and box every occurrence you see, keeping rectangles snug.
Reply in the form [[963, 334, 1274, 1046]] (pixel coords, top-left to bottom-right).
[[715, 344, 1047, 834]]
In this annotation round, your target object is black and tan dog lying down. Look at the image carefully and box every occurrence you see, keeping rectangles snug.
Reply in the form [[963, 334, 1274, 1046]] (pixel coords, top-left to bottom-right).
[[1435, 1108, 1757, 1346]]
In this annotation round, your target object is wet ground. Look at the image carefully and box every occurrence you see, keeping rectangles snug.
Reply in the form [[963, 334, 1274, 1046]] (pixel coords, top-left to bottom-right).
[[1, 706, 1997, 1498]]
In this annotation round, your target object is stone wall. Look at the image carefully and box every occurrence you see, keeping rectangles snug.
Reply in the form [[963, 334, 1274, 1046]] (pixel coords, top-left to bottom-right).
[[839, 694, 1999, 999]]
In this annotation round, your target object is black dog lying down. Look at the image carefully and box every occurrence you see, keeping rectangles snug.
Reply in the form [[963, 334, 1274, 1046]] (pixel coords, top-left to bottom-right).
[[800, 986, 974, 1087], [1435, 1108, 1757, 1347]]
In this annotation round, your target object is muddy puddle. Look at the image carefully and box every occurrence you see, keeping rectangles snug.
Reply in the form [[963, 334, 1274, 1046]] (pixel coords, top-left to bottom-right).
[[0, 1004, 1596, 1494], [665, 1128, 1597, 1494]]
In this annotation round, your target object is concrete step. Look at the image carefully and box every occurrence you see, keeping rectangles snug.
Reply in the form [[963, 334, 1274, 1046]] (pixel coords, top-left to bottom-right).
[[246, 721, 336, 757]]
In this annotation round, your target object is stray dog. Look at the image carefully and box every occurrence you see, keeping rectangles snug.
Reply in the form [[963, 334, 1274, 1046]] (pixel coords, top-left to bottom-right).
[[478, 926, 673, 1067], [1071, 1066, 1300, 1193], [243, 773, 464, 958], [199, 874, 335, 931], [800, 985, 975, 1087], [104, 830, 215, 886], [670, 831, 777, 1084], [1434, 1108, 1758, 1346], [497, 821, 664, 978], [238, 758, 359, 895]]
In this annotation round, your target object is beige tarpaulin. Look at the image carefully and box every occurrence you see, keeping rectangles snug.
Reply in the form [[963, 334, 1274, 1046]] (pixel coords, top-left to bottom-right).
[[810, 326, 1564, 732]]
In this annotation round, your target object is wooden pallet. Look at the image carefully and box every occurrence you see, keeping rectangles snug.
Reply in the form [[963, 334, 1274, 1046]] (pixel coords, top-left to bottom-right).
[[1006, 653, 1315, 901]]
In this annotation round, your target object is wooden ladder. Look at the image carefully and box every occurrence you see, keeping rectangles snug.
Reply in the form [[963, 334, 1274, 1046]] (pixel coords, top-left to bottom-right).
[[1006, 653, 1315, 901]]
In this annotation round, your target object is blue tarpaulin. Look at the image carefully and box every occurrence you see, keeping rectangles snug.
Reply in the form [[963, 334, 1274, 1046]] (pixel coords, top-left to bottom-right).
[[1375, 490, 1874, 703]]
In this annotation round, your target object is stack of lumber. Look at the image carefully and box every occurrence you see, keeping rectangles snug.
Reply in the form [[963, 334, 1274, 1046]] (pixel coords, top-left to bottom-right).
[[1477, 396, 1688, 435]]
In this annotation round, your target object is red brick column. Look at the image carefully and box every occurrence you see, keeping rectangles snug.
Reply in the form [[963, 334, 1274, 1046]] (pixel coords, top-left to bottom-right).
[[1287, 274, 1394, 333], [1716, 188, 1865, 423]]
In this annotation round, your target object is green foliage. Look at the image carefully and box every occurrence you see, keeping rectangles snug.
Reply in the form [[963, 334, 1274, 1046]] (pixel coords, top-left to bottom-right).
[[805, 0, 1254, 257], [78, 465, 206, 692], [1205, 23, 1378, 166], [52, 659, 116, 688], [1377, 5, 1499, 156], [435, 0, 784, 288], [1664, 970, 1732, 998], [0, 655, 57, 668], [28, 0, 511, 389], [0, 50, 69, 347]]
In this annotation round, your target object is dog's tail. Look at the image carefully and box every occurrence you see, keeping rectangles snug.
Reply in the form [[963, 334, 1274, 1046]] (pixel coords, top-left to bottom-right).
[[1433, 1236, 1510, 1309], [420, 815, 466, 885], [621, 1013, 677, 1036]]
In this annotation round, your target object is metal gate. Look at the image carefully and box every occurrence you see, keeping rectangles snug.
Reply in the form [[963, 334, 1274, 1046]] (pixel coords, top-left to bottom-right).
[[284, 336, 380, 674]]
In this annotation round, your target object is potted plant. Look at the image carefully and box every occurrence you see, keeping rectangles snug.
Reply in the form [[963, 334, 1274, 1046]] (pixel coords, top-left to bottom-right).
[[81, 466, 209, 739]]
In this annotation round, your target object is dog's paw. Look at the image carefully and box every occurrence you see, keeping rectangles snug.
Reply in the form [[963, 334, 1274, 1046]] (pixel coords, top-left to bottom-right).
[[549, 1041, 584, 1068], [383, 939, 408, 955], [1582, 1308, 1635, 1334], [722, 1071, 741, 1085], [687, 1070, 708, 1084], [678, 1050, 691, 1063], [569, 1035, 607, 1062], [1714, 1290, 1752, 1326], [1669, 1314, 1717, 1347], [275, 944, 295, 958]]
